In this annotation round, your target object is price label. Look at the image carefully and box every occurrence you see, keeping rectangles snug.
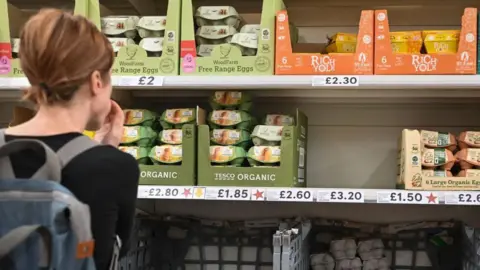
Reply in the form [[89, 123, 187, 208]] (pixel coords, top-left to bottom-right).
[[118, 76, 164, 87], [137, 186, 194, 199], [445, 192, 480, 205], [268, 188, 314, 202], [377, 191, 439, 204], [205, 187, 251, 200], [317, 190, 364, 203], [312, 76, 359, 87]]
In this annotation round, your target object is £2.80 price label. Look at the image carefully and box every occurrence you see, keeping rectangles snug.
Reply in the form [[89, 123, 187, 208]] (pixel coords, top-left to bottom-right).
[[205, 187, 251, 200], [317, 190, 364, 203], [377, 191, 439, 204], [445, 192, 480, 205], [268, 189, 314, 202], [137, 186, 195, 199]]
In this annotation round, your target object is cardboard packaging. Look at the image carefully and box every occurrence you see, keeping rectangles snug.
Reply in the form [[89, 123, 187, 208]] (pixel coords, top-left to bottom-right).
[[197, 109, 308, 187], [179, 0, 284, 75], [0, 0, 88, 78], [86, 0, 181, 76], [398, 129, 480, 190], [375, 8, 478, 75], [138, 107, 205, 186], [275, 10, 374, 75]]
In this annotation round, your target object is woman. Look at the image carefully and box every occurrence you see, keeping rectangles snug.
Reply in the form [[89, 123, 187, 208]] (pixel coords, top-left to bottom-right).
[[3, 9, 139, 269]]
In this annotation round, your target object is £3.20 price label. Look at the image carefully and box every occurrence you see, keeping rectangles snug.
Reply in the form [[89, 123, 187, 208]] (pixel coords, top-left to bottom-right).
[[445, 192, 480, 205], [377, 191, 439, 204], [205, 187, 251, 200], [268, 188, 314, 202], [317, 190, 364, 203]]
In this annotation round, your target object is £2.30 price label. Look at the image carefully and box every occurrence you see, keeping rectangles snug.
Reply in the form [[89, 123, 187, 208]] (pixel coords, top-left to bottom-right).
[[118, 76, 164, 87], [445, 192, 480, 205], [377, 191, 439, 204], [317, 190, 365, 203], [205, 187, 251, 200], [268, 188, 314, 202], [312, 76, 359, 87]]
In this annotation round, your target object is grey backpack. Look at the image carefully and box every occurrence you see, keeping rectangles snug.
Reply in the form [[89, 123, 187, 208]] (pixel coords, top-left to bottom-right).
[[0, 129, 99, 270]]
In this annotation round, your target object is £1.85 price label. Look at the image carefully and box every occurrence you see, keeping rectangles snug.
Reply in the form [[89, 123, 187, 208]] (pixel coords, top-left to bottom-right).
[[138, 186, 194, 199], [205, 187, 251, 201], [377, 191, 439, 204], [317, 190, 364, 203], [267, 188, 314, 202], [445, 192, 480, 205]]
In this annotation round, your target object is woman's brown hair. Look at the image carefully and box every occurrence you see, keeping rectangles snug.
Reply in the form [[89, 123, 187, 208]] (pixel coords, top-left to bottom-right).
[[19, 9, 114, 104]]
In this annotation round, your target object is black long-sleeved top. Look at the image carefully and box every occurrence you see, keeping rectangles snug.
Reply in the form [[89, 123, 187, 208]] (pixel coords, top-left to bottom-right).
[[5, 132, 139, 270]]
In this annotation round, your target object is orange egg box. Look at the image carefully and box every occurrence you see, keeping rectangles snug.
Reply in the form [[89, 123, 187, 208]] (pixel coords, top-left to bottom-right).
[[275, 10, 374, 75], [374, 8, 477, 75]]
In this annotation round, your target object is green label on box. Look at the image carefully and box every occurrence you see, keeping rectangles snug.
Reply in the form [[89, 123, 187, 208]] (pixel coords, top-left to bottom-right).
[[112, 45, 176, 75]]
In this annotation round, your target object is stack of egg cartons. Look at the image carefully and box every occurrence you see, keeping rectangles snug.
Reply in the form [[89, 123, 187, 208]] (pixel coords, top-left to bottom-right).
[[148, 108, 197, 166], [455, 131, 480, 177], [247, 114, 295, 167], [119, 109, 158, 164], [194, 6, 260, 56], [310, 239, 388, 270], [207, 91, 256, 167], [101, 15, 166, 57], [420, 130, 457, 177]]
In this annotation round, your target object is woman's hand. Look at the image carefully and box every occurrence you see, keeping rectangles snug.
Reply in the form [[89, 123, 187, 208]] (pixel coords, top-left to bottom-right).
[[93, 100, 124, 147]]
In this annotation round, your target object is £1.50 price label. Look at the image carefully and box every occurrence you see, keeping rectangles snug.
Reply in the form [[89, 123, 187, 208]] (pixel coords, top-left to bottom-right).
[[267, 188, 314, 202], [312, 76, 359, 87], [377, 191, 439, 204], [205, 187, 251, 201], [317, 190, 365, 203], [138, 186, 194, 199], [118, 76, 164, 87], [445, 192, 480, 205]]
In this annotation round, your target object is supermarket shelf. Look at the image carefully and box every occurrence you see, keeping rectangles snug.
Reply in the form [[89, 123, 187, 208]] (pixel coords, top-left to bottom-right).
[[1, 75, 480, 90], [137, 185, 480, 206]]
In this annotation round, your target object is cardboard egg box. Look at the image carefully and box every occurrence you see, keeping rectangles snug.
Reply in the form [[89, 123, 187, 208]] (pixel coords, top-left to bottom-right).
[[86, 0, 180, 76], [180, 0, 285, 76], [275, 10, 374, 75], [398, 129, 480, 190], [375, 8, 477, 75], [0, 0, 87, 78], [197, 109, 308, 187], [137, 107, 205, 186]]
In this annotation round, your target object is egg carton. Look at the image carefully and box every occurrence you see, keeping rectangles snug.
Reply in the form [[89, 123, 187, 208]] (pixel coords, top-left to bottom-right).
[[308, 219, 462, 270], [120, 217, 278, 270]]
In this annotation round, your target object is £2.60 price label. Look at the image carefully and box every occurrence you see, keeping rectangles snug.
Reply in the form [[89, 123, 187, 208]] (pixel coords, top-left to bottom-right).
[[205, 187, 251, 200], [118, 76, 164, 87], [445, 192, 480, 205], [268, 188, 314, 202], [317, 189, 364, 203], [377, 191, 439, 204]]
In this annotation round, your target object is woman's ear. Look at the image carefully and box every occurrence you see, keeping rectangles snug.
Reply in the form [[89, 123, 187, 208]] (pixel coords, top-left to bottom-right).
[[89, 70, 103, 96]]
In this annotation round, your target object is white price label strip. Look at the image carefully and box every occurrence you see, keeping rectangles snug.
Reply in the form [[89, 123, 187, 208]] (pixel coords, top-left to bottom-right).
[[138, 186, 194, 199], [445, 192, 480, 205], [205, 187, 251, 200], [117, 76, 164, 87], [312, 76, 359, 87], [267, 188, 314, 202], [377, 191, 439, 204], [317, 190, 364, 203]]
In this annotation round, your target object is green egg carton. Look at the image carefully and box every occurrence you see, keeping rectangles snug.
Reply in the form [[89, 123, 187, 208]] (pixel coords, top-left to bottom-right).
[[198, 109, 308, 187], [209, 91, 253, 111], [118, 146, 150, 165], [210, 129, 251, 148], [124, 109, 158, 127], [209, 145, 246, 167], [120, 126, 157, 147], [208, 110, 256, 131], [160, 108, 197, 130]]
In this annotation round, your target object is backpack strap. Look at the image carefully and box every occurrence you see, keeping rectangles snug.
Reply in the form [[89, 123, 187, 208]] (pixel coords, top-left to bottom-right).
[[0, 225, 52, 268], [0, 129, 99, 182]]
